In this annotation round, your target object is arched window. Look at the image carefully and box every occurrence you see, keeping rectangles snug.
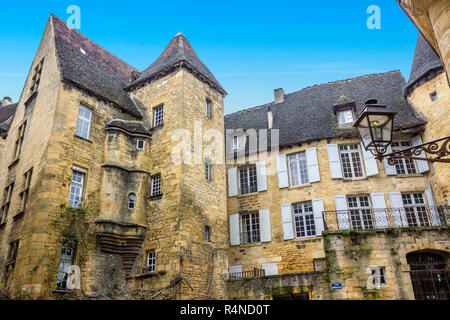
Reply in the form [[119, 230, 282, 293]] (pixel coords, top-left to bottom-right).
[[128, 194, 136, 210]]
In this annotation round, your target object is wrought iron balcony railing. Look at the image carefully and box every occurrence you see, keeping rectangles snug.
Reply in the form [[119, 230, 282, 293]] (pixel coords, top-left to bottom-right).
[[229, 268, 265, 280], [323, 206, 449, 231]]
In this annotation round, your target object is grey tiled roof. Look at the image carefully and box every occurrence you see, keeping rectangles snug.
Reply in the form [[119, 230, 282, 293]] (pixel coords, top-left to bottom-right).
[[51, 15, 143, 118], [405, 33, 443, 94], [225, 71, 425, 148], [128, 33, 226, 95], [106, 119, 151, 136]]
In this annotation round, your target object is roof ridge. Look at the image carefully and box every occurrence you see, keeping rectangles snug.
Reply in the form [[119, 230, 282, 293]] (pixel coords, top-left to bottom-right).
[[50, 14, 138, 79]]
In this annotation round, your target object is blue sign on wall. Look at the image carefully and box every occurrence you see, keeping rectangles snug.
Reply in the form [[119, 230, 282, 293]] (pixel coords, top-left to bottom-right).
[[331, 283, 343, 290]]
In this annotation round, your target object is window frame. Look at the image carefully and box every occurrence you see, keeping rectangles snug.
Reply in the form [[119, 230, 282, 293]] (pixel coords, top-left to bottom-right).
[[292, 201, 316, 238], [206, 99, 212, 118], [14, 121, 27, 160], [429, 91, 438, 102], [56, 239, 76, 290], [128, 193, 136, 210], [153, 105, 164, 128], [238, 165, 258, 195], [232, 135, 246, 151], [151, 175, 162, 197], [76, 105, 93, 140], [338, 109, 354, 127], [240, 212, 261, 244], [339, 144, 364, 179], [391, 141, 417, 175], [30, 58, 44, 95], [205, 160, 212, 182], [347, 195, 374, 230], [136, 139, 146, 151], [19, 168, 33, 213], [402, 193, 430, 227], [287, 152, 309, 186], [68, 168, 86, 208], [204, 226, 211, 242], [369, 266, 387, 287], [1, 182, 15, 223], [146, 250, 156, 273]]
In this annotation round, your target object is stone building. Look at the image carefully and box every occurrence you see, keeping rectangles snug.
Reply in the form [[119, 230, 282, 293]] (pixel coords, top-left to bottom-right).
[[0, 96, 18, 163], [0, 14, 449, 300]]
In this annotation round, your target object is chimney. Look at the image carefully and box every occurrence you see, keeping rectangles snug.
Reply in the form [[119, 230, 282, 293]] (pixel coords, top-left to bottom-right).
[[274, 88, 285, 104], [2, 96, 12, 106]]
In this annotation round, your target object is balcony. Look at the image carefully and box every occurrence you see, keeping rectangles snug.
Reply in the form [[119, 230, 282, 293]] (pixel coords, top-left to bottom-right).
[[323, 206, 450, 231], [229, 268, 265, 280]]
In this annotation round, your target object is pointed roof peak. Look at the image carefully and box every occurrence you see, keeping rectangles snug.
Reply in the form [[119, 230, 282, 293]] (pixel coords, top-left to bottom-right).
[[175, 32, 183, 36], [158, 32, 199, 60]]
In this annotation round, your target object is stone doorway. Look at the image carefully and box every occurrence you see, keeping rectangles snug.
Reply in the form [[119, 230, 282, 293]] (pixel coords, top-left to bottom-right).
[[407, 251, 450, 300]]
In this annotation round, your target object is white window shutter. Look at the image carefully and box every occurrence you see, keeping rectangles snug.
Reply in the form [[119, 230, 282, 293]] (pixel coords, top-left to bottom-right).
[[370, 193, 389, 228], [228, 167, 238, 197], [425, 185, 440, 226], [327, 144, 343, 179], [411, 135, 429, 173], [229, 214, 241, 246], [312, 198, 325, 235], [259, 209, 271, 242], [256, 162, 268, 192], [361, 143, 379, 177], [388, 192, 407, 227], [277, 154, 289, 188], [306, 147, 320, 183], [281, 204, 294, 240], [262, 262, 278, 276], [383, 144, 397, 176], [334, 195, 349, 230]]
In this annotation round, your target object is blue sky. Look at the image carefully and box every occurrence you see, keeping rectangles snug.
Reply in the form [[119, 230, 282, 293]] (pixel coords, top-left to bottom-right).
[[0, 0, 419, 114]]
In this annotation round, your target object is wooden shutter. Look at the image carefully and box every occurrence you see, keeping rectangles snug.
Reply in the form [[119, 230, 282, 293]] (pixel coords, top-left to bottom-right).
[[281, 204, 294, 240], [388, 192, 407, 227], [327, 144, 343, 179], [228, 167, 238, 197], [425, 185, 440, 226], [370, 193, 389, 228], [277, 154, 289, 188], [334, 195, 349, 230], [411, 135, 429, 173], [256, 162, 268, 192], [312, 198, 325, 235], [259, 209, 272, 243], [262, 262, 278, 276], [229, 214, 240, 246], [306, 147, 320, 183], [361, 143, 379, 177], [383, 144, 397, 175]]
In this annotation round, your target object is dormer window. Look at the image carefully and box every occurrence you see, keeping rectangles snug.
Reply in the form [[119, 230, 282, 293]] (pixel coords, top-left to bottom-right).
[[233, 135, 246, 151], [338, 109, 354, 127]]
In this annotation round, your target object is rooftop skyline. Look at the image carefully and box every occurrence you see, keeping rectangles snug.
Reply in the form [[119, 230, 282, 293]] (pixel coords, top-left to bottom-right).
[[0, 0, 420, 114]]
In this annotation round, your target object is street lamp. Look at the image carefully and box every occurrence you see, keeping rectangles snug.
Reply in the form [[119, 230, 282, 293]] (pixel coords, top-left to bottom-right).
[[354, 99, 450, 164], [354, 99, 396, 161]]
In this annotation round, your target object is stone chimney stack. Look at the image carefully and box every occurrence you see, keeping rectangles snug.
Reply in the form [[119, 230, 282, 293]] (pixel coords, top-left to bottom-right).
[[274, 88, 285, 104], [1, 96, 12, 106]]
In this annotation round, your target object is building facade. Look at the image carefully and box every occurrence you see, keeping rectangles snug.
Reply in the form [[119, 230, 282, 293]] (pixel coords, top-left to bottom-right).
[[0, 14, 449, 300]]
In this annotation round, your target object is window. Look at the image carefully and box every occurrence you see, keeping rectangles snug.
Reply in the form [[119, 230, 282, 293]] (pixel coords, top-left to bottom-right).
[[1, 182, 14, 223], [293, 201, 316, 238], [14, 121, 27, 160], [232, 135, 246, 151], [347, 196, 374, 230], [19, 168, 33, 212], [30, 59, 44, 94], [206, 99, 212, 118], [151, 175, 161, 197], [136, 140, 146, 150], [7, 240, 19, 263], [128, 194, 136, 210], [339, 144, 364, 179], [153, 106, 164, 127], [241, 212, 260, 244], [56, 240, 76, 290], [76, 105, 92, 140], [205, 160, 212, 181], [391, 142, 417, 175], [239, 165, 258, 195], [69, 169, 85, 208], [288, 152, 309, 186], [338, 109, 354, 127], [204, 226, 211, 242], [369, 266, 387, 287], [146, 250, 156, 272], [402, 193, 430, 227], [430, 91, 438, 102]]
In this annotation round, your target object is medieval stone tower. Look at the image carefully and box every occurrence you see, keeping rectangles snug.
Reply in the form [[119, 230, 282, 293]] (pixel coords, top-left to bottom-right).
[[0, 15, 228, 299]]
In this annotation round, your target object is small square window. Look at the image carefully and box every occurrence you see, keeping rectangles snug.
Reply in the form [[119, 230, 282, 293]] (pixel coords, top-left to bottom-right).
[[430, 91, 438, 102], [136, 140, 145, 150], [369, 266, 387, 287], [338, 109, 354, 127]]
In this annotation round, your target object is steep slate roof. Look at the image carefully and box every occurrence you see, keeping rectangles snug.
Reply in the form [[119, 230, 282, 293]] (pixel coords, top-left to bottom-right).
[[51, 15, 143, 118], [128, 33, 226, 95], [0, 103, 18, 137], [225, 71, 425, 148], [405, 33, 444, 94]]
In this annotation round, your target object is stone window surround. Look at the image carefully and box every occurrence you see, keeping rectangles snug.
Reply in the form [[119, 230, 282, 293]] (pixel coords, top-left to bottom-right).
[[76, 104, 93, 140], [153, 105, 164, 128]]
